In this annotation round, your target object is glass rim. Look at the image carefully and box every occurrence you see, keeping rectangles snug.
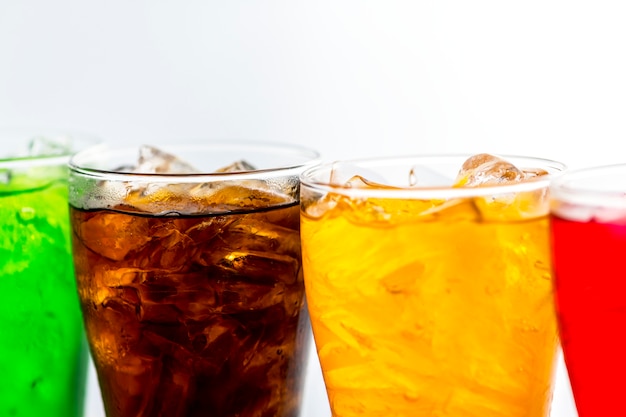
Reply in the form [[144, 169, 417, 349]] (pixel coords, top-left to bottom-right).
[[69, 139, 321, 183], [550, 163, 626, 208], [0, 128, 102, 169], [300, 153, 566, 199]]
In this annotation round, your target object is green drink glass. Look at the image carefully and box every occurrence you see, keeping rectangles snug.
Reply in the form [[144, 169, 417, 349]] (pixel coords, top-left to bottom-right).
[[0, 129, 99, 416]]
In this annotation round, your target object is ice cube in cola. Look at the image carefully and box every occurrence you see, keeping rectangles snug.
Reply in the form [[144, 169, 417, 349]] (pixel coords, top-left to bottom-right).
[[70, 146, 310, 417]]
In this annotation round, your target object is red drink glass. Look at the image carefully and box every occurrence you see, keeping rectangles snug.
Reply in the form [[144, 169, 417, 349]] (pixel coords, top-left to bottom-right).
[[550, 164, 626, 417]]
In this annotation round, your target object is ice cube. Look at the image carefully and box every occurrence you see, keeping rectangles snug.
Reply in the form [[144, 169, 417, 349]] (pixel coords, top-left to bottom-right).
[[194, 321, 233, 354], [133, 270, 217, 323], [416, 198, 481, 221], [302, 164, 396, 220], [135, 225, 196, 270], [301, 194, 338, 219], [137, 299, 183, 324], [449, 154, 553, 220], [522, 167, 549, 179], [408, 165, 454, 187], [454, 154, 523, 187], [100, 268, 142, 288], [329, 162, 389, 187], [75, 211, 152, 261], [215, 159, 256, 173], [343, 175, 398, 189], [194, 183, 291, 211], [218, 218, 302, 259], [27, 135, 72, 157], [133, 145, 199, 174], [380, 261, 425, 294], [209, 274, 289, 314], [114, 146, 280, 215], [198, 248, 300, 285], [189, 160, 271, 205]]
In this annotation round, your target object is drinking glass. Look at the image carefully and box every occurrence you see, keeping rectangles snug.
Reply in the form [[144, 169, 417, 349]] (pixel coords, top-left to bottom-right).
[[0, 129, 99, 417], [550, 164, 626, 417], [68, 140, 319, 417], [300, 153, 565, 417]]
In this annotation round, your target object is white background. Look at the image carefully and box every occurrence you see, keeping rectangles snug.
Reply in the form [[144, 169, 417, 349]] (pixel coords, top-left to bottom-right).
[[5, 1, 626, 415]]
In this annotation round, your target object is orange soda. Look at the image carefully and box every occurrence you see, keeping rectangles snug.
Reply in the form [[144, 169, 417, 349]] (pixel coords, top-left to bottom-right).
[[300, 154, 564, 417]]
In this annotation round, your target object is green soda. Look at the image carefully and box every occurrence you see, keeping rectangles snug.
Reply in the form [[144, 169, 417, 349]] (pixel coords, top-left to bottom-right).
[[0, 146, 88, 416]]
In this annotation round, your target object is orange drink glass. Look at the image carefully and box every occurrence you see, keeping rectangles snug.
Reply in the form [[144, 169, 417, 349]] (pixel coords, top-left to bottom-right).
[[299, 154, 565, 417]]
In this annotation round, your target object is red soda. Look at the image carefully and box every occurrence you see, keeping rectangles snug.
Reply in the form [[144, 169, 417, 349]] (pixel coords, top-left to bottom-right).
[[550, 214, 626, 417]]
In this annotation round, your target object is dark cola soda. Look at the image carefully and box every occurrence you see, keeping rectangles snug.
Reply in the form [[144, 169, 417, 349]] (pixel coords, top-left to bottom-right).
[[70, 185, 310, 417]]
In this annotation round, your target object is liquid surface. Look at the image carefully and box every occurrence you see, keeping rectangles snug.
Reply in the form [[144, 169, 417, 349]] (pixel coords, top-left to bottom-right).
[[0, 175, 87, 417], [301, 194, 559, 417], [550, 214, 626, 417]]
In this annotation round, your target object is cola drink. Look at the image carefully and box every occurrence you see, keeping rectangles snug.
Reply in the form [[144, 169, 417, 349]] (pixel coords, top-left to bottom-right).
[[69, 143, 316, 417]]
